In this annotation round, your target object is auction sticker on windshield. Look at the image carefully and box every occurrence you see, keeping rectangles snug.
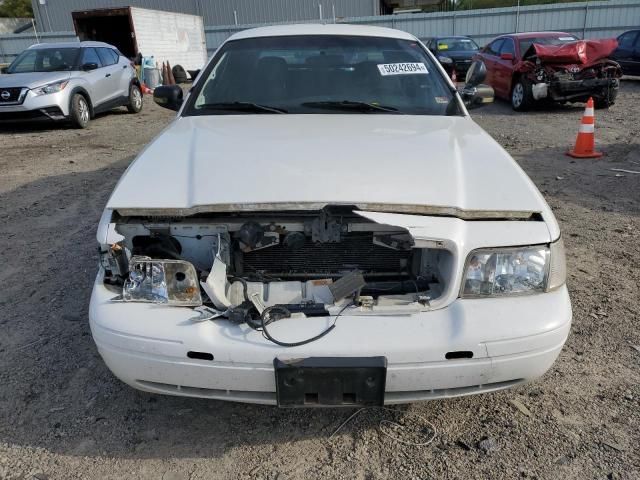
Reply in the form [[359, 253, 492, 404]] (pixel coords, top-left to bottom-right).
[[377, 63, 429, 76]]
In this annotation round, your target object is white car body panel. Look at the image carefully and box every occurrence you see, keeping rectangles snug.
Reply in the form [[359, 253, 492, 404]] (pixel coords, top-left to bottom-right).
[[90, 271, 571, 404], [90, 24, 570, 405], [105, 114, 559, 238]]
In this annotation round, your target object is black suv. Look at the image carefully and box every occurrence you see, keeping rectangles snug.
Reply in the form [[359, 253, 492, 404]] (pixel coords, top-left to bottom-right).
[[611, 30, 640, 76], [421, 36, 480, 81]]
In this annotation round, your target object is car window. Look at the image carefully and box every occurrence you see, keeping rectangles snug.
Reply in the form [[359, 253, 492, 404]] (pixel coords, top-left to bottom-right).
[[97, 47, 118, 66], [187, 35, 459, 116], [7, 47, 80, 73], [436, 37, 480, 52], [486, 39, 505, 56], [81, 48, 102, 67], [518, 35, 578, 57], [617, 31, 638, 49], [500, 38, 516, 56]]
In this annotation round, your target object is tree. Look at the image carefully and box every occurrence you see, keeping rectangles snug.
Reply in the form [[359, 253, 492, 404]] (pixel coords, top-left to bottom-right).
[[0, 0, 34, 18]]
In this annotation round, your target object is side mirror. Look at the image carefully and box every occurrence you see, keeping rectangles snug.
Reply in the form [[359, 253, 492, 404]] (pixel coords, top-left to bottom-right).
[[82, 62, 98, 71], [0, 66, 8, 74], [464, 60, 486, 86], [461, 61, 494, 108], [153, 85, 183, 111], [500, 52, 514, 61]]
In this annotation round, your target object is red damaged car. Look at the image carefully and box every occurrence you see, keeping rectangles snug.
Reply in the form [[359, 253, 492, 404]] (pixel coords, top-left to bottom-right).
[[475, 32, 622, 111]]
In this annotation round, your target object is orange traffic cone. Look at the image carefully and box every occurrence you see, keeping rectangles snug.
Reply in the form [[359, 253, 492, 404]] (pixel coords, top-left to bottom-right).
[[567, 98, 602, 158]]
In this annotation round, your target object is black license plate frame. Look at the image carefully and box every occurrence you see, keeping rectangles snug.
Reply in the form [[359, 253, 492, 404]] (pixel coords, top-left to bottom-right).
[[274, 356, 387, 408]]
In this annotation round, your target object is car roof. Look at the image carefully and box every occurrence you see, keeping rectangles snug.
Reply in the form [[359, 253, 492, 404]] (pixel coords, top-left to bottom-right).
[[500, 31, 574, 40], [228, 23, 416, 42], [28, 41, 116, 50], [434, 35, 474, 40]]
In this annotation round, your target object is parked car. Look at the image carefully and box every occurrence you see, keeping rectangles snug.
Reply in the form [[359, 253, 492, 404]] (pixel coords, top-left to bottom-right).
[[91, 24, 570, 407], [475, 32, 622, 110], [422, 35, 480, 81], [0, 41, 143, 128], [611, 29, 640, 76]]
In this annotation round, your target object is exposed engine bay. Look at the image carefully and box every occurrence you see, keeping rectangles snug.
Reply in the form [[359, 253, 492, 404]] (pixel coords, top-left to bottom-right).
[[101, 207, 451, 344]]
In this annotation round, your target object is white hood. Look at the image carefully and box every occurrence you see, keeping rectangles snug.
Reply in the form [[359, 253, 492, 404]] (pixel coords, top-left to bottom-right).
[[107, 114, 552, 221]]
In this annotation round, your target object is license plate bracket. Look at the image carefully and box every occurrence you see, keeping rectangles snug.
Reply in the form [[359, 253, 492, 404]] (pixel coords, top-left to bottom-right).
[[274, 357, 387, 407]]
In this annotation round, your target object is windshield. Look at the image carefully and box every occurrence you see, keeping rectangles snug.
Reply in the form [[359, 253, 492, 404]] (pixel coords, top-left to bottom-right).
[[519, 36, 578, 56], [8, 47, 80, 73], [437, 37, 479, 52], [187, 35, 459, 116]]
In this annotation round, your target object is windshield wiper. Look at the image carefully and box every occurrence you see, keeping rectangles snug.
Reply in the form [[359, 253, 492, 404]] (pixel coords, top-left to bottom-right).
[[301, 100, 401, 114], [198, 102, 287, 114]]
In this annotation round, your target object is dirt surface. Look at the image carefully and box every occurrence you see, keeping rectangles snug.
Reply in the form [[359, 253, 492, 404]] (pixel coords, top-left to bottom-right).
[[1, 81, 639, 480]]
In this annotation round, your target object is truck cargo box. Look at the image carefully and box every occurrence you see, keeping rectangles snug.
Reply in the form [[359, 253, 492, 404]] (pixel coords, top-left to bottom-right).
[[72, 7, 207, 71]]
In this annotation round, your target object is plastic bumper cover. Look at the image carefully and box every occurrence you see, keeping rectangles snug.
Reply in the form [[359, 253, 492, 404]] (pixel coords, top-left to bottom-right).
[[89, 272, 572, 405], [0, 89, 70, 119]]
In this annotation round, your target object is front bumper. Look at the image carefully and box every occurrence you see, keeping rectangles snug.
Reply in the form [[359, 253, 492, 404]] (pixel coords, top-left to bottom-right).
[[549, 77, 619, 101], [89, 271, 571, 405], [0, 89, 70, 122]]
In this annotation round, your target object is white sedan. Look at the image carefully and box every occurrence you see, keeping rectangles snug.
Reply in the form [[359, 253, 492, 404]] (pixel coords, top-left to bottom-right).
[[90, 24, 571, 407]]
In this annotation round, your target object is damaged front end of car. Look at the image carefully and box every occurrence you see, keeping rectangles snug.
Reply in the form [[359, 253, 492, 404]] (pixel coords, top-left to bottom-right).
[[518, 39, 622, 106], [98, 206, 459, 336]]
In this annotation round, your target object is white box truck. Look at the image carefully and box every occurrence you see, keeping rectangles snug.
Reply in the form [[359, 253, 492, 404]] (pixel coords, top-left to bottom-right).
[[72, 7, 207, 71]]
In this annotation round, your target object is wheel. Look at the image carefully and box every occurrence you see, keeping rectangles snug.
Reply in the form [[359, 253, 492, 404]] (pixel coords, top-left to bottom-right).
[[70, 93, 90, 129], [511, 79, 533, 111], [127, 84, 143, 113], [594, 87, 618, 109]]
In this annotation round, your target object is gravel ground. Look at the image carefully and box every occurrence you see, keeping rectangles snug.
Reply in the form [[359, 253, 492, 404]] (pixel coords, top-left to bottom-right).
[[0, 81, 639, 480]]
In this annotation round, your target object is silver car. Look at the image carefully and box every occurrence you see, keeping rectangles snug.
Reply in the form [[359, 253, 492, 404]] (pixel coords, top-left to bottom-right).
[[0, 41, 143, 128]]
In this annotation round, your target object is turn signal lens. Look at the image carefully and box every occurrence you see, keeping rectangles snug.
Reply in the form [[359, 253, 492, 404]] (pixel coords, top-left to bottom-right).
[[547, 237, 567, 292]]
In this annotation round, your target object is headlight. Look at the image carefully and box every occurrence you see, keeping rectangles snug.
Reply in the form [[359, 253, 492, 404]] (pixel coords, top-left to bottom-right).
[[461, 238, 566, 297], [123, 256, 202, 306], [32, 80, 68, 96], [438, 56, 454, 64]]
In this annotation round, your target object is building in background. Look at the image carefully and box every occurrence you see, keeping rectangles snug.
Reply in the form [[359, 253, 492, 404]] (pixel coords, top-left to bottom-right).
[[31, 0, 383, 32]]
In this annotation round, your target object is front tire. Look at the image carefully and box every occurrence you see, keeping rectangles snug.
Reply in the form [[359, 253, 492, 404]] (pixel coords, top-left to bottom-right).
[[70, 93, 90, 129], [511, 79, 533, 111], [127, 85, 143, 113]]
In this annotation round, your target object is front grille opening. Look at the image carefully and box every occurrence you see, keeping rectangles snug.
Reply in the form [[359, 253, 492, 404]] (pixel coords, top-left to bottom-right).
[[241, 233, 412, 280]]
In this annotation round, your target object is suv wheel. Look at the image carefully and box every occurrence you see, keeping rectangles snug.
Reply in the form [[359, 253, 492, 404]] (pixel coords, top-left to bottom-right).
[[511, 79, 533, 111], [127, 85, 143, 113], [70, 94, 90, 129]]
